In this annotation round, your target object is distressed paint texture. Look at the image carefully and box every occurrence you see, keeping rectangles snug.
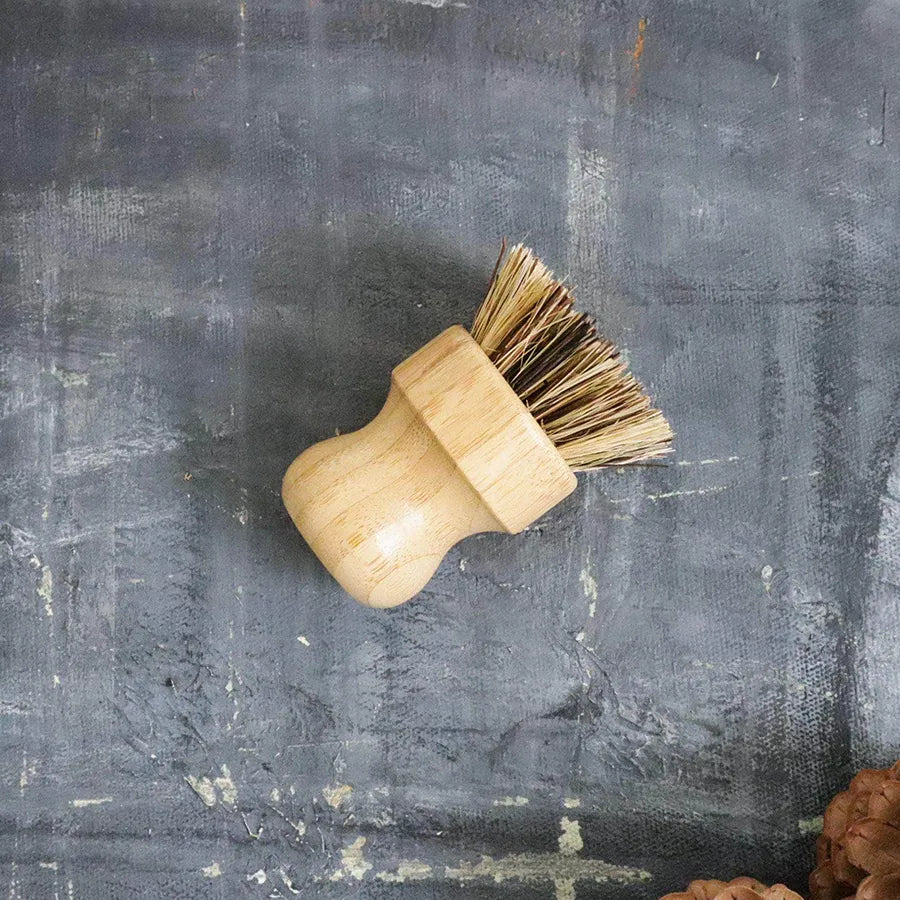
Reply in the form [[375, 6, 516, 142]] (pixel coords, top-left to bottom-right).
[[1, 0, 900, 897]]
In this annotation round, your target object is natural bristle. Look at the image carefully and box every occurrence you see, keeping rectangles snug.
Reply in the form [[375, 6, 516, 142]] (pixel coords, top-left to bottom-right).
[[471, 242, 673, 470]]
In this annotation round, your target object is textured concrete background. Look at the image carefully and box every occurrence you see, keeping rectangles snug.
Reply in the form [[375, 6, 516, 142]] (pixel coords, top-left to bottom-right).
[[2, 0, 899, 896]]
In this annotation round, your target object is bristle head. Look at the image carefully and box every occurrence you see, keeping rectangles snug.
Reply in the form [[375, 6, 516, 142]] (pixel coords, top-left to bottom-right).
[[471, 243, 673, 470]]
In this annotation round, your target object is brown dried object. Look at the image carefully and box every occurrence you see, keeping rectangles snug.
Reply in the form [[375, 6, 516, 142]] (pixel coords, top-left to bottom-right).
[[660, 876, 803, 900], [811, 761, 900, 900]]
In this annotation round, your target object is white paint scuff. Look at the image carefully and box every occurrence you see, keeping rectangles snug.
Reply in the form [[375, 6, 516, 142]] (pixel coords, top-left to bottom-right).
[[329, 836, 372, 881], [297, 635, 310, 647], [51, 366, 88, 388], [52, 426, 180, 476], [71, 797, 113, 807], [247, 869, 266, 885], [493, 796, 529, 807], [235, 487, 250, 526], [186, 775, 217, 807], [377, 860, 433, 883], [8, 860, 17, 900], [185, 764, 237, 809], [279, 867, 301, 894], [559, 817, 583, 855], [322, 783, 353, 809], [215, 766, 238, 807], [676, 455, 741, 467], [184, 775, 217, 807], [20, 755, 37, 795], [445, 850, 649, 890], [390, 0, 467, 8], [37, 566, 53, 617], [612, 469, 821, 505], [446, 817, 648, 899], [580, 566, 598, 619], [201, 862, 222, 878], [645, 485, 729, 502], [318, 818, 649, 896]]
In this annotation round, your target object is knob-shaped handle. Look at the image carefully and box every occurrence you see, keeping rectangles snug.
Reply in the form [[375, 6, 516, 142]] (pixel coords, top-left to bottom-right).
[[282, 326, 576, 607]]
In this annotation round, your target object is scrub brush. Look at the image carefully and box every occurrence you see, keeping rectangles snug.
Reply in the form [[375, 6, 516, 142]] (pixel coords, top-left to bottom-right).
[[282, 242, 673, 607]]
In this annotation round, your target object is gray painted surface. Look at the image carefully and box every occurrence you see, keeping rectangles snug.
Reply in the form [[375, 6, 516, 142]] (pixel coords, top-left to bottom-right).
[[1, 0, 899, 896]]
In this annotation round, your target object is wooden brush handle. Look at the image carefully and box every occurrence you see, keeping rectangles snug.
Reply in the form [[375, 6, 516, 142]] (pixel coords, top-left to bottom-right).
[[282, 326, 576, 607]]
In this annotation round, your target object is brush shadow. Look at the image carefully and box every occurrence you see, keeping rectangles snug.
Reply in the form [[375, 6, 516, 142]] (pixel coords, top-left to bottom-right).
[[176, 221, 496, 576]]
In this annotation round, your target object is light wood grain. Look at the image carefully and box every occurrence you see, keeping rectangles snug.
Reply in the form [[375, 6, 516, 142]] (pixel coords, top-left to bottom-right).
[[282, 326, 576, 607]]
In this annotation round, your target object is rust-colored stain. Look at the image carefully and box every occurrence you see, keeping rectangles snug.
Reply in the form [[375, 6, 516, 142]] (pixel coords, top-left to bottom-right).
[[628, 17, 648, 98], [630, 17, 648, 65]]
